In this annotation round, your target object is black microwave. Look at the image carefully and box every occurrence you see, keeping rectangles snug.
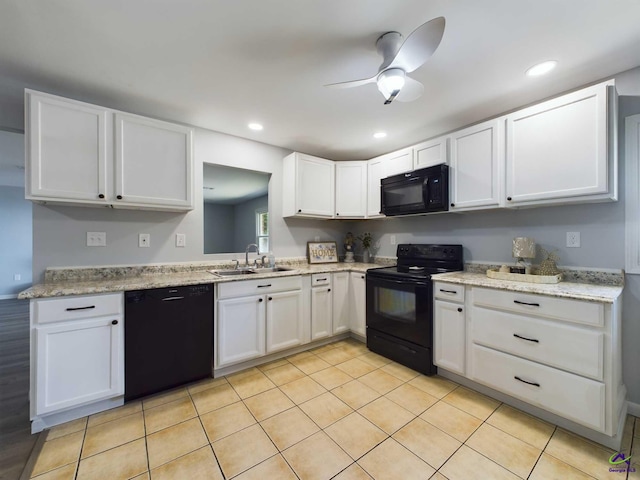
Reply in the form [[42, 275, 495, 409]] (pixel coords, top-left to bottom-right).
[[380, 164, 449, 216]]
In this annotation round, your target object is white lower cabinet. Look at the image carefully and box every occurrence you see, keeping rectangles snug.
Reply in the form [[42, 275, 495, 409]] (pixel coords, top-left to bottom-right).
[[332, 272, 350, 335], [216, 277, 304, 368], [31, 293, 124, 418], [434, 281, 624, 446], [350, 272, 366, 337], [311, 274, 332, 341]]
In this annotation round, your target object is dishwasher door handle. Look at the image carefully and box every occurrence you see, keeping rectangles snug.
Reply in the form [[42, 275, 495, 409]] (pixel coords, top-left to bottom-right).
[[162, 296, 185, 301]]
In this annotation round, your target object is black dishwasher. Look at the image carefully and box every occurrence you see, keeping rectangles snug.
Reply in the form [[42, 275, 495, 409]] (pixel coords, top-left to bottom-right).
[[124, 284, 213, 401]]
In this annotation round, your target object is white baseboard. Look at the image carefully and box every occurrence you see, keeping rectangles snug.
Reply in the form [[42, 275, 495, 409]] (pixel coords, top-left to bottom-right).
[[0, 294, 18, 300], [628, 400, 640, 417]]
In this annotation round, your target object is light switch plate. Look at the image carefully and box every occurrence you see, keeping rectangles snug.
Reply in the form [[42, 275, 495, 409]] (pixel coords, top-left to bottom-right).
[[566, 232, 581, 248], [390, 235, 397, 245], [176, 233, 186, 247], [87, 232, 106, 247], [139, 233, 150, 248]]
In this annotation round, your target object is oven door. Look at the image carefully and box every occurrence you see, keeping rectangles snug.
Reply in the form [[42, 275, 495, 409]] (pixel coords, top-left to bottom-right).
[[366, 275, 432, 347]]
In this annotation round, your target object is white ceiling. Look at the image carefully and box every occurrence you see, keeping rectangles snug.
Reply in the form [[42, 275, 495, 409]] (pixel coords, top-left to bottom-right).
[[1, 0, 639, 161]]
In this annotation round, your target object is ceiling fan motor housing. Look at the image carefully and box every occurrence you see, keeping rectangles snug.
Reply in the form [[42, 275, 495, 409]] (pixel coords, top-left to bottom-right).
[[376, 31, 404, 70]]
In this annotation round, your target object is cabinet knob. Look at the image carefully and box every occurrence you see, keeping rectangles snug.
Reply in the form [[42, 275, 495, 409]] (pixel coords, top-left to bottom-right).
[[98, 194, 105, 199], [336, 213, 339, 216], [258, 298, 263, 302], [268, 297, 273, 301], [450, 203, 455, 207], [507, 196, 512, 201], [298, 209, 302, 213], [328, 288, 331, 292], [116, 195, 123, 200], [111, 320, 118, 325], [361, 275, 365, 279], [457, 307, 462, 312]]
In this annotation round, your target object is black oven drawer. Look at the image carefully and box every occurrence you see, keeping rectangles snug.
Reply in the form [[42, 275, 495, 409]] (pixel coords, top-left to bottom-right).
[[367, 329, 436, 376]]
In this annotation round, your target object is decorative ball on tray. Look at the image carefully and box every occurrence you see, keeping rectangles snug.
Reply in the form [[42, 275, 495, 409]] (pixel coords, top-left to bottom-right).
[[537, 248, 561, 276]]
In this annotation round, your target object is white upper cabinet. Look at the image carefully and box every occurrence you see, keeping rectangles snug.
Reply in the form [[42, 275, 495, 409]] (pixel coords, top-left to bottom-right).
[[282, 152, 335, 218], [25, 90, 194, 211], [335, 161, 367, 218], [27, 93, 109, 204], [449, 118, 504, 211], [505, 80, 617, 207], [366, 147, 414, 218], [413, 136, 448, 169], [114, 113, 193, 210]]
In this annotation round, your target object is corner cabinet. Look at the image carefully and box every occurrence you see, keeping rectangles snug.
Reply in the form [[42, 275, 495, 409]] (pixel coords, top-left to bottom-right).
[[31, 293, 124, 420], [282, 152, 335, 218], [349, 272, 367, 338], [335, 161, 367, 219], [505, 80, 617, 207], [25, 90, 194, 212]]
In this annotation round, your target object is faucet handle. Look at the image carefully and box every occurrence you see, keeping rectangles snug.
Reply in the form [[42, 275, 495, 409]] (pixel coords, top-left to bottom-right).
[[232, 259, 239, 270], [261, 255, 267, 267]]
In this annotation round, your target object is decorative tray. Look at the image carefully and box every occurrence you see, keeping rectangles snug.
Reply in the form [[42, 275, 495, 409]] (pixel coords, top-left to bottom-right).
[[486, 269, 562, 284]]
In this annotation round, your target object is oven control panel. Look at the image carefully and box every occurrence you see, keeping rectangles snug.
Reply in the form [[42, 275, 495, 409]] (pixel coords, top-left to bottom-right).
[[396, 244, 462, 261]]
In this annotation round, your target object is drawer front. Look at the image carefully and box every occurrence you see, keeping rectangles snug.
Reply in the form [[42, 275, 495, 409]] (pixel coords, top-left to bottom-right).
[[434, 282, 464, 303], [471, 306, 604, 380], [470, 344, 605, 432], [217, 276, 302, 299], [311, 273, 332, 287], [472, 287, 604, 327], [34, 293, 123, 324]]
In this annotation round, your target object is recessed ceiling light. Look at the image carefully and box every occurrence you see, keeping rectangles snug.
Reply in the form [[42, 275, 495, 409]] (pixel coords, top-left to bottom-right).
[[526, 60, 558, 77], [373, 132, 387, 139], [248, 123, 263, 131]]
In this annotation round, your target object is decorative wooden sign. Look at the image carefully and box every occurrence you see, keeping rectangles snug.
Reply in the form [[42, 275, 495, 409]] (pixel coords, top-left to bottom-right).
[[307, 241, 338, 264]]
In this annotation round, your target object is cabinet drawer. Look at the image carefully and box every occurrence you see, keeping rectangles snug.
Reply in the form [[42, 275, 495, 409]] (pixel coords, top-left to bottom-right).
[[34, 293, 123, 324], [434, 282, 464, 302], [311, 273, 332, 287], [217, 276, 302, 299], [472, 287, 603, 327], [471, 306, 604, 380], [470, 344, 605, 432]]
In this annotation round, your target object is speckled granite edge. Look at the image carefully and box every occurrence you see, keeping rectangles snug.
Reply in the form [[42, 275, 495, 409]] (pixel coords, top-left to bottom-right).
[[464, 263, 624, 286]]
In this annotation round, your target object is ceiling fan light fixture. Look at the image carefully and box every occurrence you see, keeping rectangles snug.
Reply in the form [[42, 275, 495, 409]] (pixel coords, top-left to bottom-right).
[[377, 68, 406, 99], [526, 60, 558, 77]]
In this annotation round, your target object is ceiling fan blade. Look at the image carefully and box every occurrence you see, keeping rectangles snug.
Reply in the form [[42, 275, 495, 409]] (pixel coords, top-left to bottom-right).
[[395, 76, 424, 102], [388, 16, 445, 73], [324, 75, 377, 89]]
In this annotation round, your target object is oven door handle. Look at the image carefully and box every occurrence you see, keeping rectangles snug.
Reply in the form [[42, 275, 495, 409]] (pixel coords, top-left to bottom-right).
[[368, 277, 429, 288]]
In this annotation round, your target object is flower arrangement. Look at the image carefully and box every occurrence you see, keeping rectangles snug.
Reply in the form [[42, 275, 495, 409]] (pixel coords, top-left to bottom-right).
[[357, 232, 373, 250]]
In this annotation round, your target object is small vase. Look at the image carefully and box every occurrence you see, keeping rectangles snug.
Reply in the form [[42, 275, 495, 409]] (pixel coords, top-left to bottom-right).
[[362, 249, 370, 264]]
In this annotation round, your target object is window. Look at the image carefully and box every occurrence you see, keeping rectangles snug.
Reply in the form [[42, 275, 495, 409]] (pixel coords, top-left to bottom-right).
[[257, 210, 269, 253]]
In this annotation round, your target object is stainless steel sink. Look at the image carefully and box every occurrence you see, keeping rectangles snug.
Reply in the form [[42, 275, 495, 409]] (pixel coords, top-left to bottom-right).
[[209, 266, 292, 277], [257, 267, 293, 273]]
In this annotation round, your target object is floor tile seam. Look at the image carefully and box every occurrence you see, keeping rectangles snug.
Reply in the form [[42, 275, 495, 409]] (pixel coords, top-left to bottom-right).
[[30, 457, 78, 479], [419, 400, 485, 443], [542, 445, 612, 479], [141, 407, 151, 480], [261, 404, 323, 450], [553, 426, 618, 455], [481, 418, 555, 452], [330, 427, 390, 463], [86, 405, 143, 429], [280, 428, 353, 471], [456, 442, 532, 479], [468, 430, 544, 479], [380, 383, 434, 416], [84, 409, 146, 439], [440, 395, 502, 422], [146, 442, 213, 476], [75, 437, 148, 473], [43, 425, 88, 443]]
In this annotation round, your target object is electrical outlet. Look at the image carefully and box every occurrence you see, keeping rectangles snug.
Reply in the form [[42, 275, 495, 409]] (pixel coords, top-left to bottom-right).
[[390, 235, 397, 245], [87, 232, 106, 247], [14, 274, 21, 281], [176, 233, 186, 247], [566, 231, 581, 248], [139, 233, 150, 248]]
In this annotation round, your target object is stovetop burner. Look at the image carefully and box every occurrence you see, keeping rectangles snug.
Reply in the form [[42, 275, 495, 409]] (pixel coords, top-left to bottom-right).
[[367, 244, 464, 280]]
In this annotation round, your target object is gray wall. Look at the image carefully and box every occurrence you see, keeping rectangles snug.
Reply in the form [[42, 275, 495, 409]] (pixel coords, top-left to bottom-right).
[[203, 202, 235, 254], [0, 186, 32, 297], [234, 195, 268, 252]]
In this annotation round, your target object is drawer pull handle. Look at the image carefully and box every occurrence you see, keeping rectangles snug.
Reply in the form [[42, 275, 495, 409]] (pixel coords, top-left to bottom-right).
[[514, 376, 540, 387], [317, 278, 327, 281], [513, 300, 540, 307], [439, 289, 457, 294], [162, 296, 184, 301], [513, 333, 539, 343], [257, 284, 272, 288], [66, 305, 95, 311]]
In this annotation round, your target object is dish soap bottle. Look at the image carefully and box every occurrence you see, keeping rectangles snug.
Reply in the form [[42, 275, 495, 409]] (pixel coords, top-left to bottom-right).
[[268, 252, 276, 268]]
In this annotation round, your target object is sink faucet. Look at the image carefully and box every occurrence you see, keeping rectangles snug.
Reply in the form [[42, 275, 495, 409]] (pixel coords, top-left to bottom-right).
[[245, 243, 260, 267]]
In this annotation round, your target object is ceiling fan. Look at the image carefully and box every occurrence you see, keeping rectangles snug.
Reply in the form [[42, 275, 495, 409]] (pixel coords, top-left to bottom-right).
[[325, 17, 445, 105]]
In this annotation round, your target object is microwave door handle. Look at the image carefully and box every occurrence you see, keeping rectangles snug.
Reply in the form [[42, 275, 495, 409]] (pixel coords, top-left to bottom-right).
[[422, 178, 430, 205]]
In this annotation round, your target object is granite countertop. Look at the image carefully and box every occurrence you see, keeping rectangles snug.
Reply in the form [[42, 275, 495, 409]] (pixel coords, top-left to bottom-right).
[[432, 271, 623, 303], [18, 262, 384, 299]]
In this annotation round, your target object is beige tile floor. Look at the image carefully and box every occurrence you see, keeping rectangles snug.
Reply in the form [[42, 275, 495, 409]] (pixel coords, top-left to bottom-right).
[[29, 339, 639, 480]]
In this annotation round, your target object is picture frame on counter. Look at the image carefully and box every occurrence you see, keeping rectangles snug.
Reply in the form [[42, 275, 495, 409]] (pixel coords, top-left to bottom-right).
[[307, 241, 338, 264]]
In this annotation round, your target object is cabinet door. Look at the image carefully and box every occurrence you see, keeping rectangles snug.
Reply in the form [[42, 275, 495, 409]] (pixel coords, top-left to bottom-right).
[[311, 287, 332, 341], [27, 92, 109, 203], [296, 153, 335, 217], [217, 296, 266, 366], [434, 300, 465, 375], [385, 148, 414, 176], [413, 136, 448, 169], [367, 157, 386, 218], [332, 272, 350, 335], [266, 290, 304, 353], [35, 317, 123, 415], [449, 119, 504, 211], [335, 161, 367, 218], [114, 113, 193, 210], [350, 272, 366, 337], [506, 81, 612, 206]]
